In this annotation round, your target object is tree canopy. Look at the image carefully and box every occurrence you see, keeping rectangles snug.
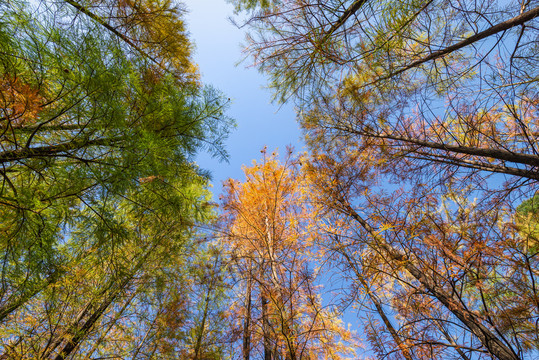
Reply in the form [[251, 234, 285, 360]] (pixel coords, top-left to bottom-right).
[[0, 0, 233, 357], [229, 0, 539, 359], [221, 149, 358, 359]]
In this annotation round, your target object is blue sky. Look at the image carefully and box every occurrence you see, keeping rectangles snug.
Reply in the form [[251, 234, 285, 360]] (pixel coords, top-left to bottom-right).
[[185, 2, 369, 355], [185, 0, 303, 194]]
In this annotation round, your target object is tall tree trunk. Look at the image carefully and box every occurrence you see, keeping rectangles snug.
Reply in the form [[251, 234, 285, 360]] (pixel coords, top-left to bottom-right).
[[243, 266, 253, 360], [62, 0, 167, 72], [193, 285, 212, 359], [0, 136, 125, 164], [342, 127, 539, 172], [262, 294, 272, 360], [323, 0, 368, 40], [434, 320, 471, 360], [46, 246, 153, 359], [0, 274, 60, 323], [53, 286, 123, 360], [84, 290, 138, 359], [194, 255, 222, 359], [373, 5, 539, 84]]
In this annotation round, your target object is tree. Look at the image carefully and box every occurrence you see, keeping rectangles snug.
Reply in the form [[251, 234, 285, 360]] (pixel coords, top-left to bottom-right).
[[221, 148, 358, 360], [0, 0, 231, 324], [231, 0, 539, 359], [0, 0, 233, 357], [60, 0, 198, 80], [306, 150, 536, 358], [0, 176, 232, 359]]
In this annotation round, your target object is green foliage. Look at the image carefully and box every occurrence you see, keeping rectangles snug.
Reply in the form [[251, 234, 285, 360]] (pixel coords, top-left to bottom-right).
[[515, 194, 539, 253], [516, 194, 539, 216], [228, 0, 280, 12], [0, 0, 234, 357]]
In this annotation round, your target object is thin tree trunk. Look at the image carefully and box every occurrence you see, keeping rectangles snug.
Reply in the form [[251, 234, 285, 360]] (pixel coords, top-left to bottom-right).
[[338, 249, 414, 360], [342, 126, 539, 168], [262, 294, 272, 360], [0, 124, 84, 133], [323, 0, 368, 40], [48, 246, 153, 359], [84, 289, 138, 359], [194, 280, 215, 359], [62, 0, 166, 73], [243, 272, 253, 360], [0, 136, 125, 164], [434, 320, 472, 360], [406, 152, 539, 181], [0, 273, 60, 323], [194, 255, 222, 359], [53, 286, 124, 360]]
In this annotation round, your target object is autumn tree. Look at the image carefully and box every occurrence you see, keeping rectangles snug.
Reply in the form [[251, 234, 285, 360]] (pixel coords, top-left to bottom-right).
[[0, 0, 233, 357], [229, 0, 539, 195], [0, 0, 231, 311], [0, 174, 232, 358], [221, 148, 357, 360], [60, 0, 198, 81], [231, 0, 539, 359]]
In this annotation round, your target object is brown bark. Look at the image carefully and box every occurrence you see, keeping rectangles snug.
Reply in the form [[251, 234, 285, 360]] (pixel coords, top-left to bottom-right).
[[340, 126, 539, 168], [47, 247, 153, 359], [262, 294, 272, 360], [323, 0, 368, 40], [243, 271, 253, 360], [0, 124, 84, 133], [338, 249, 414, 360], [0, 272, 60, 324], [435, 320, 472, 360], [53, 287, 122, 360], [62, 0, 166, 73], [193, 285, 212, 359], [406, 153, 539, 181]]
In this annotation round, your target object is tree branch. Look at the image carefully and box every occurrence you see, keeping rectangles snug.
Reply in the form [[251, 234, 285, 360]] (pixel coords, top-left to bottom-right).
[[0, 136, 125, 164], [372, 5, 539, 84]]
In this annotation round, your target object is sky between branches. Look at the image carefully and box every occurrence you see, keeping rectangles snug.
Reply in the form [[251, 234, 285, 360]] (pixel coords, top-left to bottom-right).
[[186, 0, 303, 192]]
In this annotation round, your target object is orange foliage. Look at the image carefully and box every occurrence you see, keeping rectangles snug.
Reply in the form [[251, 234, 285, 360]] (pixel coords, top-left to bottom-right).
[[0, 75, 43, 127], [221, 147, 358, 359]]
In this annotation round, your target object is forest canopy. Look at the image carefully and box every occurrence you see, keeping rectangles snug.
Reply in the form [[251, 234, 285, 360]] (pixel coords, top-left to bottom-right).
[[228, 0, 539, 359], [0, 0, 232, 358], [1, 0, 539, 359]]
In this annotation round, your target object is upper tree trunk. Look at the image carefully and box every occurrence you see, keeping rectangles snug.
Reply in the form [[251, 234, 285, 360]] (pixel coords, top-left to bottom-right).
[[243, 271, 253, 360]]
